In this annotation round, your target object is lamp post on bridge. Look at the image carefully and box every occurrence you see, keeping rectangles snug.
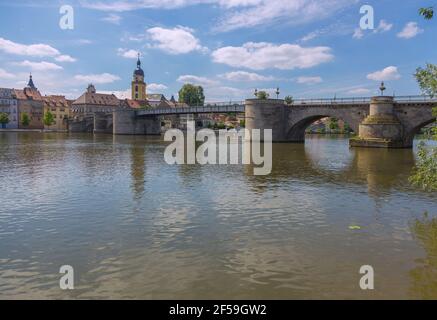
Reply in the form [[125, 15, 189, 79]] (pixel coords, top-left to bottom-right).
[[379, 82, 386, 96], [275, 87, 280, 100]]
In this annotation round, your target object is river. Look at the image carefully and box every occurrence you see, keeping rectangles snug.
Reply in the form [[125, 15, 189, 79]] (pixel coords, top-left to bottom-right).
[[0, 132, 436, 299]]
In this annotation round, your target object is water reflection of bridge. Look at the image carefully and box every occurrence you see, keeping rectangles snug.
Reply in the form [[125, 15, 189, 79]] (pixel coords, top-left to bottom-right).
[[117, 134, 425, 199]]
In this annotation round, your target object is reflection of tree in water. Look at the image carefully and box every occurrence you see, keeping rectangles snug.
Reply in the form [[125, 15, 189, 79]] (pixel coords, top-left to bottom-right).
[[410, 212, 437, 299]]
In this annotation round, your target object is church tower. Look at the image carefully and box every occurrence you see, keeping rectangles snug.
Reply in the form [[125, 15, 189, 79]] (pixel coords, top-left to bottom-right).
[[132, 53, 146, 100]]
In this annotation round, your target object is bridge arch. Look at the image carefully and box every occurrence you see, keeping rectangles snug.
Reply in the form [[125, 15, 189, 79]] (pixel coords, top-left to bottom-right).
[[404, 118, 436, 146], [285, 106, 368, 142], [395, 104, 436, 147]]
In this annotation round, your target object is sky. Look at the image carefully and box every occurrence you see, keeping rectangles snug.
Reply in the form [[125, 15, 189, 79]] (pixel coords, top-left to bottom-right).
[[0, 0, 436, 102]]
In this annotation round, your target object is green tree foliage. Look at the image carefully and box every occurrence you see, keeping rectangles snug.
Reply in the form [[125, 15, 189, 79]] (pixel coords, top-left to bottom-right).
[[419, 7, 434, 20], [415, 64, 437, 98], [214, 122, 226, 130], [43, 111, 55, 127], [410, 9, 437, 191], [0, 112, 9, 124], [328, 118, 339, 131], [410, 107, 437, 191], [178, 84, 205, 106], [410, 142, 437, 191], [256, 91, 269, 100], [284, 96, 294, 105], [21, 113, 30, 127]]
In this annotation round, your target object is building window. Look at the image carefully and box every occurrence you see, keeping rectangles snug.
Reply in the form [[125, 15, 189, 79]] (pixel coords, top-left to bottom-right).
[[135, 86, 138, 92], [135, 94, 138, 99]]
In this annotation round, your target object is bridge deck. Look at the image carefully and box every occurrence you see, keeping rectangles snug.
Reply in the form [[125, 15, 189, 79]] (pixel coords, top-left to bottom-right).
[[136, 96, 436, 116]]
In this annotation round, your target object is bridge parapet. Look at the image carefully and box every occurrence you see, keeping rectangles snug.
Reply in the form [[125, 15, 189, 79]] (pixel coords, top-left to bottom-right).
[[136, 103, 245, 116]]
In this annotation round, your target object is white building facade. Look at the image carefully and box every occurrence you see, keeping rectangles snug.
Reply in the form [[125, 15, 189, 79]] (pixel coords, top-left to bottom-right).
[[0, 88, 18, 129]]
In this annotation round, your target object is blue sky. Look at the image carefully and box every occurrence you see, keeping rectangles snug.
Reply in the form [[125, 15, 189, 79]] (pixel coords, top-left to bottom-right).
[[0, 0, 436, 101]]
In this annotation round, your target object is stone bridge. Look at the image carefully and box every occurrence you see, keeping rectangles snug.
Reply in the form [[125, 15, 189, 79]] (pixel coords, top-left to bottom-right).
[[111, 95, 435, 148], [245, 96, 436, 148], [69, 112, 113, 133]]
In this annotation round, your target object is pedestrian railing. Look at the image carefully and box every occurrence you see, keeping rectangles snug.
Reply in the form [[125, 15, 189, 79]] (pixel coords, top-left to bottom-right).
[[136, 96, 436, 116]]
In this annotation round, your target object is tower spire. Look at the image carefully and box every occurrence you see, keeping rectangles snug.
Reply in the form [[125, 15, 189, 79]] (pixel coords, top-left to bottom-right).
[[137, 52, 141, 69], [132, 52, 146, 101], [27, 73, 36, 90]]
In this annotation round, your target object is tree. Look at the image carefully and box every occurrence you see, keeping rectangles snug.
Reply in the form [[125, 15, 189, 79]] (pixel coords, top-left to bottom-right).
[[21, 113, 30, 127], [415, 64, 437, 98], [43, 110, 55, 127], [410, 107, 437, 191], [256, 91, 269, 100], [284, 96, 294, 105], [419, 7, 434, 20], [0, 112, 9, 128], [328, 118, 339, 131], [178, 84, 205, 106], [409, 7, 437, 191]]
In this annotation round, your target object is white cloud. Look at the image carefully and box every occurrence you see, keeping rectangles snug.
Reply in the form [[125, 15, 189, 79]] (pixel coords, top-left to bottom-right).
[[81, 0, 260, 12], [102, 13, 122, 24], [213, 0, 355, 32], [74, 73, 121, 84], [296, 76, 322, 84], [301, 32, 318, 42], [100, 89, 131, 99], [146, 26, 208, 55], [0, 68, 15, 79], [82, 0, 354, 32], [299, 23, 353, 42], [219, 71, 275, 82], [212, 42, 333, 70], [117, 48, 139, 59], [148, 83, 168, 92], [204, 86, 247, 102], [367, 66, 401, 81], [177, 75, 219, 86], [15, 60, 63, 71], [353, 20, 392, 39], [175, 74, 250, 101], [374, 20, 393, 33], [100, 86, 168, 98], [352, 28, 364, 39], [0, 38, 76, 63], [55, 55, 77, 62], [0, 38, 60, 57], [397, 22, 423, 39]]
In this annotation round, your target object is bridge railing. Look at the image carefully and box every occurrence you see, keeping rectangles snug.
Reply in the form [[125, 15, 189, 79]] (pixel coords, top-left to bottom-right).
[[393, 95, 437, 103], [291, 97, 371, 105], [136, 96, 437, 115], [137, 103, 245, 116], [289, 95, 437, 106]]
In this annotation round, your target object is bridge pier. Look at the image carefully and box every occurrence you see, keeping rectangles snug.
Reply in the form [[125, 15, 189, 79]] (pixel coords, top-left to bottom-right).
[[350, 96, 406, 148], [94, 113, 113, 134], [113, 110, 161, 135], [245, 99, 287, 141], [69, 116, 94, 132]]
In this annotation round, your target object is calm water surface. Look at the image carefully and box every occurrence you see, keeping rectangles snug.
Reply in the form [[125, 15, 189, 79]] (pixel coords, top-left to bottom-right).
[[0, 132, 436, 299]]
